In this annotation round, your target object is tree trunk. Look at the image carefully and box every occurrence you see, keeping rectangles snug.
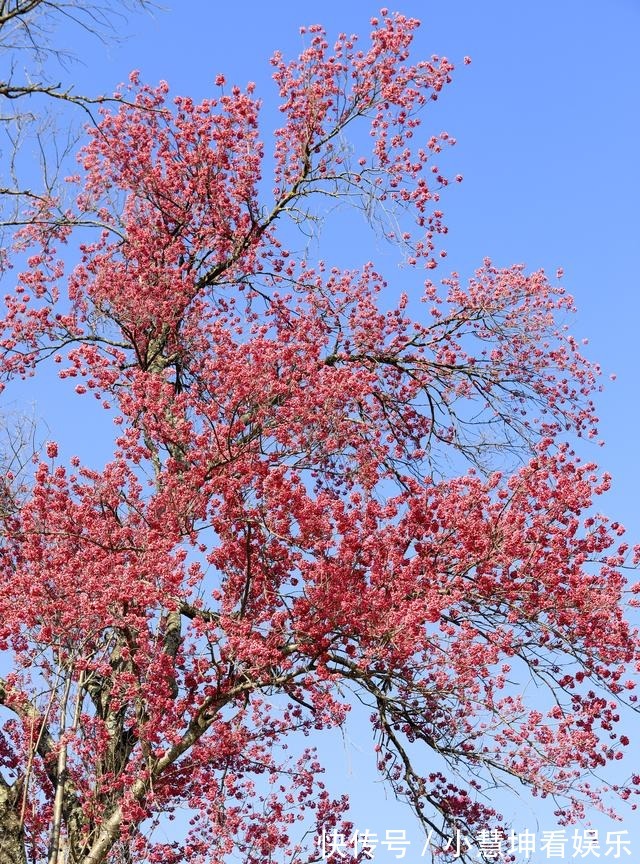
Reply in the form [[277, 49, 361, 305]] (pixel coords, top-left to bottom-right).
[[0, 778, 27, 864]]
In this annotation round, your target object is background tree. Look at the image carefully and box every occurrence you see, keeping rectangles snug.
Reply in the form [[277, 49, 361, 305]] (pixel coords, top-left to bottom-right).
[[0, 0, 155, 229], [0, 10, 639, 864]]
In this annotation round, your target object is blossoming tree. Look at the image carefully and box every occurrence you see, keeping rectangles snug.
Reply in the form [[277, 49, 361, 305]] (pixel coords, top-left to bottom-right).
[[0, 11, 638, 864]]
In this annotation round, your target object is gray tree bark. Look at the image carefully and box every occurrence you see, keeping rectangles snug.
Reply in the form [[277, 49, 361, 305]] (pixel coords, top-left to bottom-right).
[[0, 777, 27, 864]]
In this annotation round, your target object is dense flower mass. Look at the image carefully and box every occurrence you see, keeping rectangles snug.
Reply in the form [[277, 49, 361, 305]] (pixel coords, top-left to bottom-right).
[[0, 11, 638, 864]]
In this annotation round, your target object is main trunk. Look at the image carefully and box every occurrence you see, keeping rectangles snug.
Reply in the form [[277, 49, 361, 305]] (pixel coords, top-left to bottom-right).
[[0, 781, 27, 864]]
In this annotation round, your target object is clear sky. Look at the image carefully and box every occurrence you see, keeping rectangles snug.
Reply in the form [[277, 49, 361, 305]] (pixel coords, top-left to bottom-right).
[[6, 0, 640, 858]]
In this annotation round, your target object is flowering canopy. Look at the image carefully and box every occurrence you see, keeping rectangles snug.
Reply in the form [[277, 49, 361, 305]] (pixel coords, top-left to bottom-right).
[[0, 11, 638, 864]]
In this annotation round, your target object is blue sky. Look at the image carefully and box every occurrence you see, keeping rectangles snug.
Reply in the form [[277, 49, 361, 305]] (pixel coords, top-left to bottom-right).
[[5, 0, 640, 858]]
